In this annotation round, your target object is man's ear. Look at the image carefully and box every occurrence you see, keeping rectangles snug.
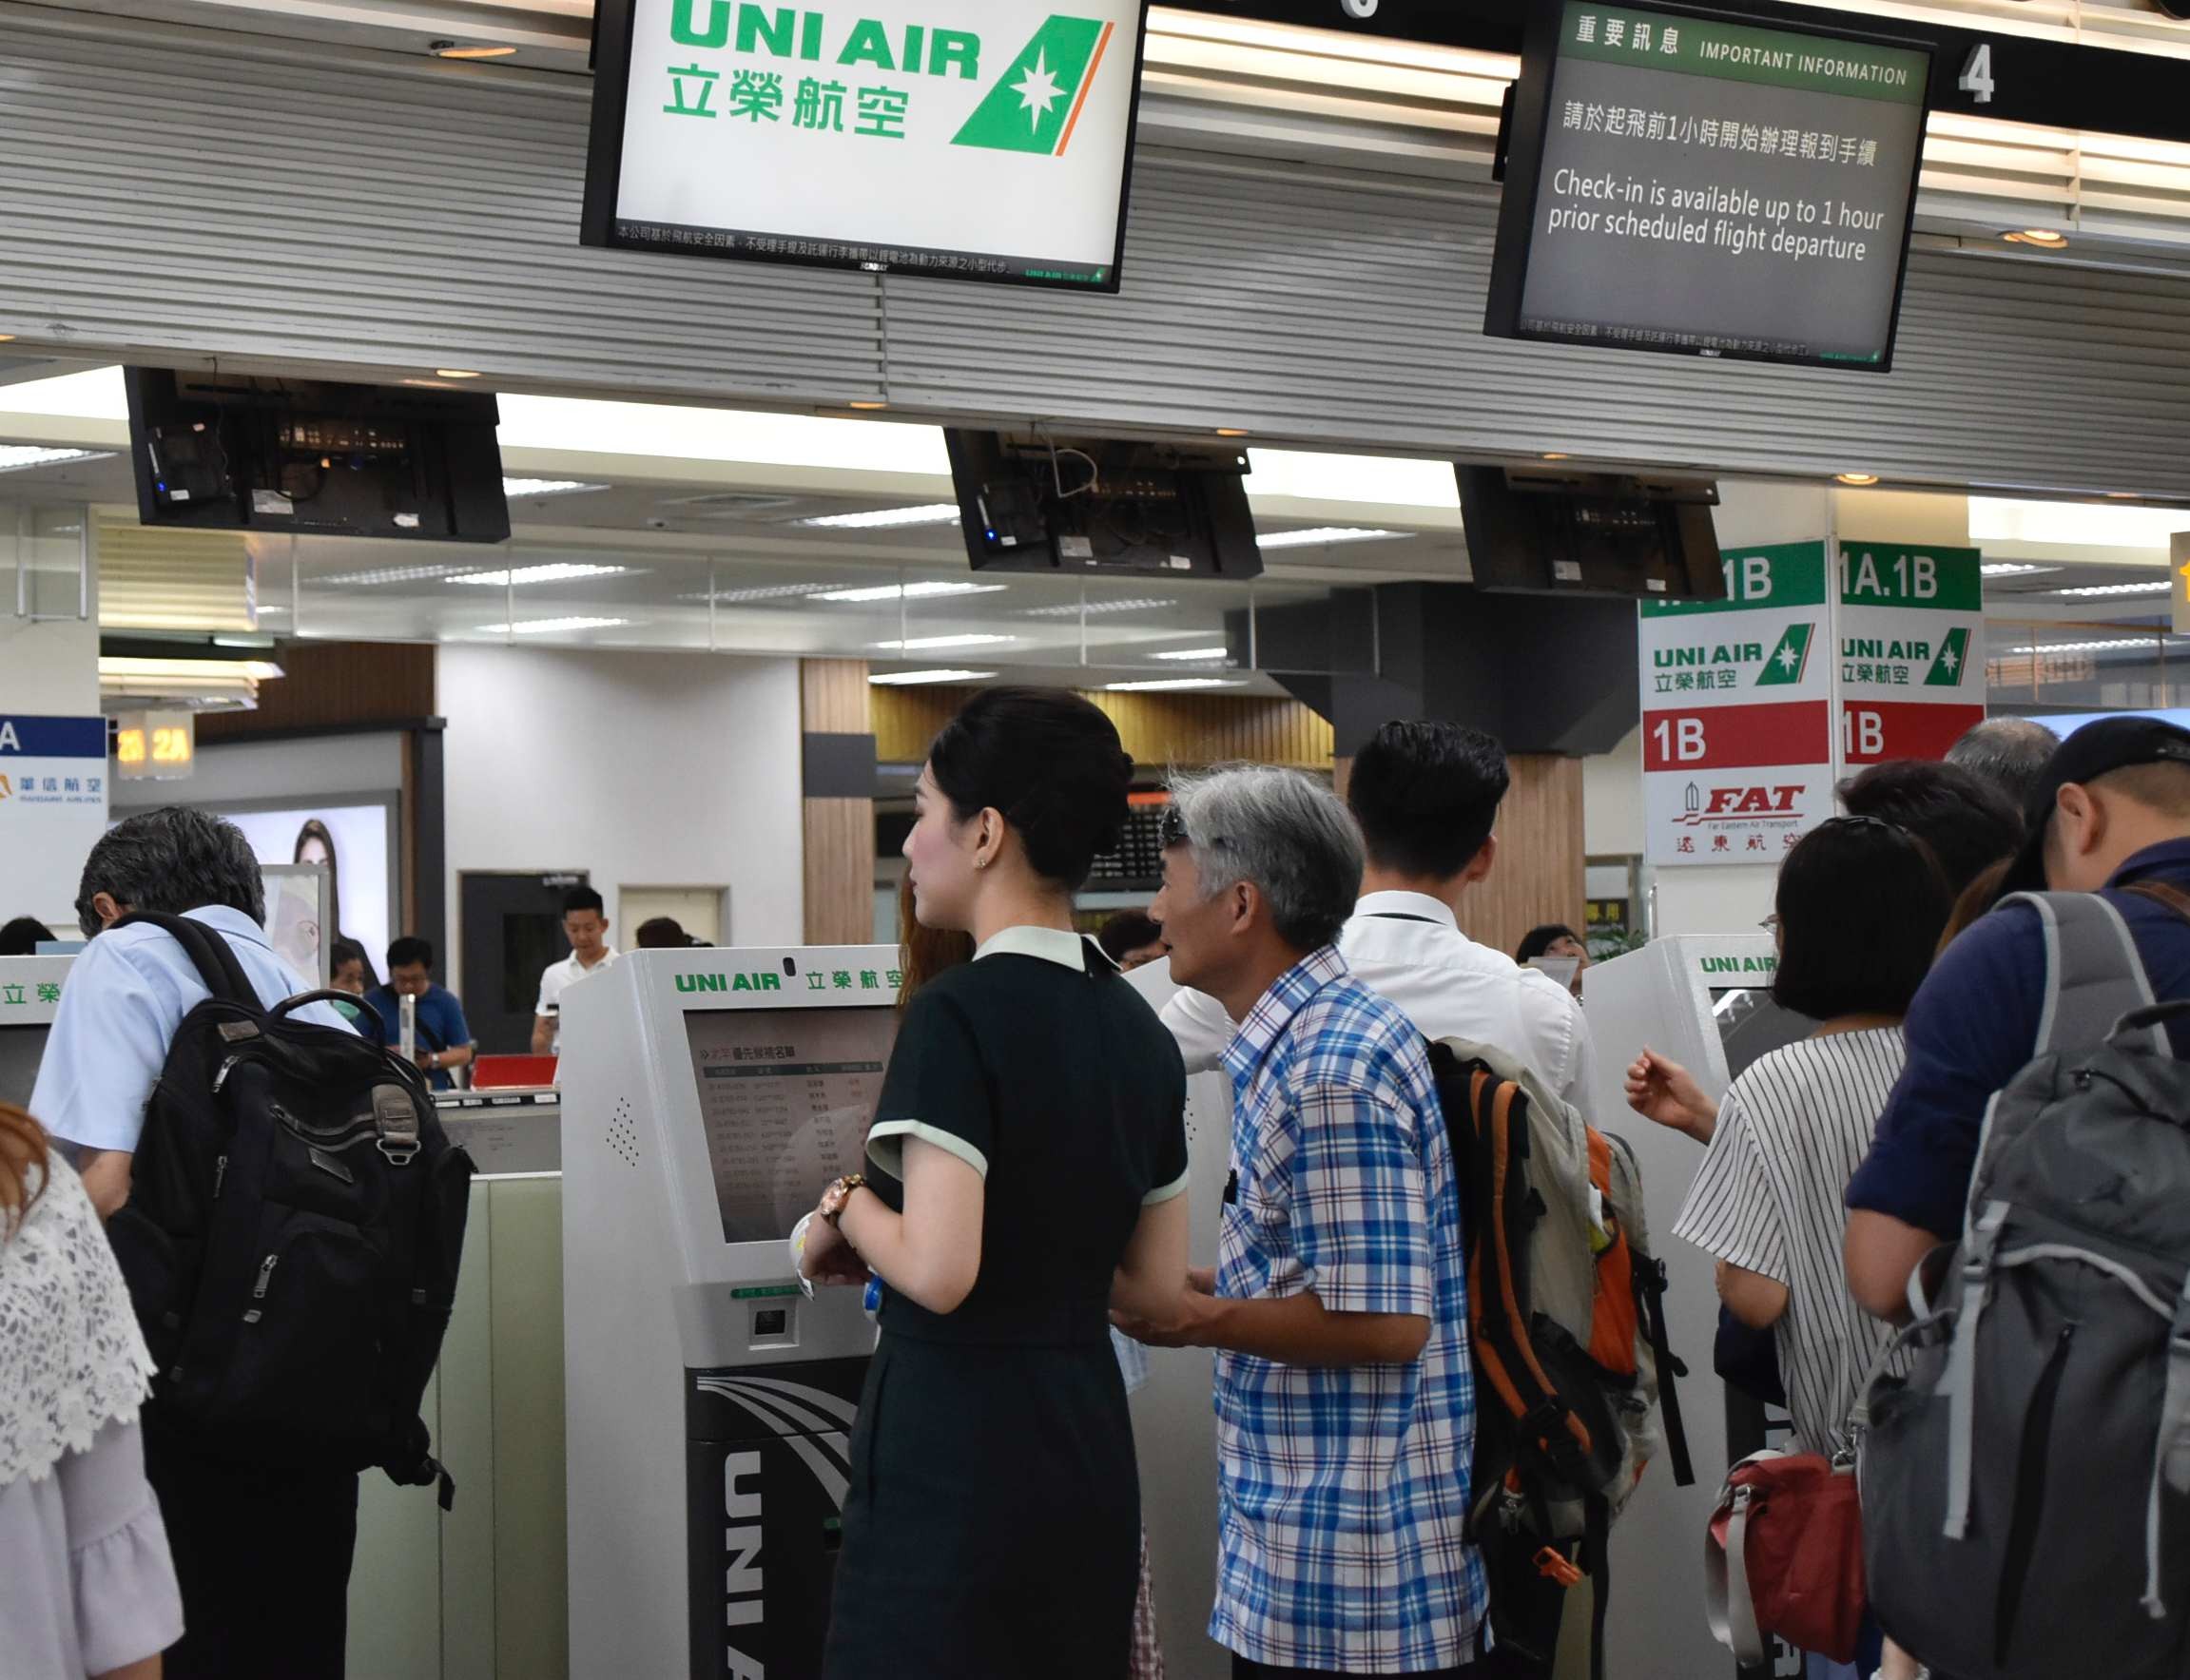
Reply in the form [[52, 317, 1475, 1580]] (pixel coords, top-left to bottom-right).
[[1463, 835, 1498, 885]]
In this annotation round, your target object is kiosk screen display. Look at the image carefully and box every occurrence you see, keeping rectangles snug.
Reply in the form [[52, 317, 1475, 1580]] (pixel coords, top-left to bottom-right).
[[0, 1026, 50, 1110], [1711, 987, 1814, 1080], [683, 1006, 896, 1243]]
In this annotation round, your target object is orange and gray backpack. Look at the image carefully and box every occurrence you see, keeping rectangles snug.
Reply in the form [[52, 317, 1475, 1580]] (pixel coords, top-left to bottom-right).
[[1427, 1036, 1693, 1680]]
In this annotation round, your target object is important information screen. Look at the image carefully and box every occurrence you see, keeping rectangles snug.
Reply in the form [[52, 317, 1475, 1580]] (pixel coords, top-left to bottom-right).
[[683, 1006, 895, 1243], [1514, 2, 1928, 366]]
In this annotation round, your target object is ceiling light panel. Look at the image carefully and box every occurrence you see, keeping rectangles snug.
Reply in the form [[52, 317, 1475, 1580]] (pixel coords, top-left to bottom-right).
[[0, 445, 108, 472], [1150, 647, 1233, 661], [1104, 677, 1248, 692], [2048, 581, 2173, 597], [310, 563, 475, 588], [502, 478, 609, 498], [1016, 596, 1179, 618], [868, 668, 998, 686], [1255, 527, 1404, 550], [871, 633, 1016, 651], [446, 563, 635, 587], [796, 504, 964, 531], [475, 616, 632, 635], [810, 581, 1006, 603]]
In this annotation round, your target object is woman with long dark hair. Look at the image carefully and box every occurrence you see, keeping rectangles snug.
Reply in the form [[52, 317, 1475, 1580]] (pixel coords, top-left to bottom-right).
[[291, 819, 344, 947], [802, 688, 1190, 1680]]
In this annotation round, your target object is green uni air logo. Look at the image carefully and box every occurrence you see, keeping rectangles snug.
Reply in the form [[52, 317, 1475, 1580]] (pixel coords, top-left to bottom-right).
[[675, 972, 785, 993], [1753, 623, 1815, 686], [1925, 628, 1970, 687], [951, 14, 1116, 155]]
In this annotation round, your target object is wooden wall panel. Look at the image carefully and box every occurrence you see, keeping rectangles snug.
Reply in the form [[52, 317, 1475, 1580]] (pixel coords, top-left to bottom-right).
[[1454, 755, 1588, 963], [800, 659, 875, 945], [872, 685, 1334, 771], [198, 640, 436, 739]]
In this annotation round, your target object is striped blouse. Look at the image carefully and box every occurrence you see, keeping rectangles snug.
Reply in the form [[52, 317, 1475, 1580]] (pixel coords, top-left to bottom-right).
[[1673, 1027, 1913, 1457]]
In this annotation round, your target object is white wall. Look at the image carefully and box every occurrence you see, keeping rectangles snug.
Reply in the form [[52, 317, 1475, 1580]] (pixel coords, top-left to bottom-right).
[[1582, 724, 1643, 859], [438, 646, 804, 975]]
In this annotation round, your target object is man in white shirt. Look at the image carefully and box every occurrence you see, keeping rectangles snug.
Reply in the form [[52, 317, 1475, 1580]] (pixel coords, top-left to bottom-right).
[[1162, 720, 1596, 1111], [532, 885, 619, 1054]]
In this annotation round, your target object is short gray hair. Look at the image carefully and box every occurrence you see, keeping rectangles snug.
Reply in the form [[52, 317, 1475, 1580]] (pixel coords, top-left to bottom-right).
[[1166, 765, 1363, 953], [1947, 718, 2061, 814]]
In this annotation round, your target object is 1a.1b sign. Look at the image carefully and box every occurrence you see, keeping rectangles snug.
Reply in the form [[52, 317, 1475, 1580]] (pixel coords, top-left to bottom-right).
[[1486, 0, 1931, 370]]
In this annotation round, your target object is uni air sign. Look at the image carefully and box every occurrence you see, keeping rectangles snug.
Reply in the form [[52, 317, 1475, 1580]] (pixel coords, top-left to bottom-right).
[[583, 0, 1147, 289]]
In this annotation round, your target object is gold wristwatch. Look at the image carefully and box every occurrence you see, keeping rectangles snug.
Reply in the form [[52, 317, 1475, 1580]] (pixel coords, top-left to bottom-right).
[[821, 1173, 869, 1227]]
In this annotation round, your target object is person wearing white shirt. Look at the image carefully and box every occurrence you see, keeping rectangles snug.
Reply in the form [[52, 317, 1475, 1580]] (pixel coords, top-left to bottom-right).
[[532, 885, 619, 1054], [1161, 720, 1596, 1112]]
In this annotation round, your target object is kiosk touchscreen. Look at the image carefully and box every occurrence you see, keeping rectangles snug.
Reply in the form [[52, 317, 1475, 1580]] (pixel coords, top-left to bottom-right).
[[0, 956, 72, 1109], [559, 945, 901, 1680], [1586, 935, 1814, 1679]]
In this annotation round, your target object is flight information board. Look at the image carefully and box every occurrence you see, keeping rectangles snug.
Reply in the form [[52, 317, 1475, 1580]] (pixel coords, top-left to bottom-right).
[[683, 1006, 895, 1243]]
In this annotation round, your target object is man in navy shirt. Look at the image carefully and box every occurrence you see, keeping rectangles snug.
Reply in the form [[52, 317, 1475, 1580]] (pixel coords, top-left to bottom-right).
[[1846, 717, 2190, 1319], [367, 936, 475, 1091]]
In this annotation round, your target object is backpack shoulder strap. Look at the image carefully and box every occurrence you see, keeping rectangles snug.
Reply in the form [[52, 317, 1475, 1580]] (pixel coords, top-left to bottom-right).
[[113, 911, 259, 1007], [2001, 891, 2160, 1056]]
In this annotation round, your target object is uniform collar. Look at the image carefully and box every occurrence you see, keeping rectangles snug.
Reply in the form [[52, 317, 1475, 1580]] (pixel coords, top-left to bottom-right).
[[972, 925, 1111, 973], [1353, 890, 1459, 930], [567, 946, 618, 972], [2111, 838, 2190, 888], [1221, 945, 1350, 1083], [186, 904, 273, 951]]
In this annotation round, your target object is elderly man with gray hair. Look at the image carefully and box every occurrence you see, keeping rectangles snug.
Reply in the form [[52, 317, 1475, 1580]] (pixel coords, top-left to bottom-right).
[[1114, 765, 1488, 1680]]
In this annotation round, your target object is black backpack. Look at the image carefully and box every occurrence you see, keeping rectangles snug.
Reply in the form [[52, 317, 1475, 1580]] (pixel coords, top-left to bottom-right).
[[101, 912, 474, 1501]]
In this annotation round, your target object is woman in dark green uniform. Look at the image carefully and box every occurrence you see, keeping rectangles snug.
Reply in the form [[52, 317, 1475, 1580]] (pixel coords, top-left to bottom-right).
[[801, 687, 1191, 1680]]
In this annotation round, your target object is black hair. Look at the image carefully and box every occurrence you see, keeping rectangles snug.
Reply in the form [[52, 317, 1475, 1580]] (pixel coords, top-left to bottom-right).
[[1516, 924, 1580, 964], [0, 917, 50, 956], [386, 936, 434, 973], [1772, 816, 1950, 1021], [329, 936, 378, 987], [926, 687, 1133, 891], [1836, 759, 2022, 898], [635, 917, 688, 950], [1347, 720, 1510, 879], [76, 807, 265, 939], [562, 886, 606, 918], [1096, 909, 1163, 964]]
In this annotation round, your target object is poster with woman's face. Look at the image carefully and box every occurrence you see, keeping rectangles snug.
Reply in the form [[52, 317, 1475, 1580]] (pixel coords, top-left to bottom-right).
[[220, 804, 393, 983]]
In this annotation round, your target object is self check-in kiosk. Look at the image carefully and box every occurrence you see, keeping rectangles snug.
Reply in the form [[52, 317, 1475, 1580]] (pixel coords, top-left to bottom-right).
[[1586, 935, 1812, 1680], [559, 945, 902, 1680]]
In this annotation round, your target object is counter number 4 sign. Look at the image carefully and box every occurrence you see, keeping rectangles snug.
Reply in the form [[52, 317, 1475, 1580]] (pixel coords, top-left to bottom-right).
[[1959, 42, 1994, 104]]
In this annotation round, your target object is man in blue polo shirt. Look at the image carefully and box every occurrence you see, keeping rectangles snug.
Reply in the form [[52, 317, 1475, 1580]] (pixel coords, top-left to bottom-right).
[[1846, 716, 2190, 1319], [367, 936, 475, 1091]]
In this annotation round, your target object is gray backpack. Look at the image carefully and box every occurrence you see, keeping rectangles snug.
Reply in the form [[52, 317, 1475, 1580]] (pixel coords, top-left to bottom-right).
[[1859, 888, 2190, 1679]]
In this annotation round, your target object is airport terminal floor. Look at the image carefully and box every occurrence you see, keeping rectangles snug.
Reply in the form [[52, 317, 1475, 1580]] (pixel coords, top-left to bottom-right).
[[6, 0, 2190, 1677]]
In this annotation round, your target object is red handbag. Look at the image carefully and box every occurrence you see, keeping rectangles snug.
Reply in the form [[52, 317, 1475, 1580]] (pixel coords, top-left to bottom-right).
[[1704, 1449, 1867, 1665]]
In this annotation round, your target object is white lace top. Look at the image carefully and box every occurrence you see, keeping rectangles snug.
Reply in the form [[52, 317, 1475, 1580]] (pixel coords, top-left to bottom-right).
[[2, 1154, 157, 1486]]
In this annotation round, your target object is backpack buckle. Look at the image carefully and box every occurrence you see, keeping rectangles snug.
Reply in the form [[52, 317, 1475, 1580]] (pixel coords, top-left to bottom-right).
[[372, 1085, 422, 1167]]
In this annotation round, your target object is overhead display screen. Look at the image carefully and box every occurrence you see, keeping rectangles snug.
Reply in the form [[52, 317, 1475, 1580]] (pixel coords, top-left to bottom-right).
[[1486, 0, 1931, 370], [583, 0, 1149, 291], [683, 1005, 896, 1243]]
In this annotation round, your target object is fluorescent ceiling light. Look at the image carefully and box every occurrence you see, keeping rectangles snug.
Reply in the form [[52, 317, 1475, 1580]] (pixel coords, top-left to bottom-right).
[[1017, 596, 1178, 618], [811, 581, 1006, 604], [1151, 647, 1232, 661], [871, 633, 1016, 651], [313, 563, 474, 588], [447, 563, 635, 587], [0, 366, 126, 419], [797, 504, 962, 531], [495, 394, 950, 474], [1969, 496, 2190, 551], [502, 478, 608, 498], [868, 668, 998, 686], [99, 656, 286, 681], [1981, 562, 2057, 577], [678, 581, 856, 605], [1255, 527, 1403, 550], [1104, 677, 1249, 692], [2049, 581, 2172, 598], [2005, 637, 2168, 655], [1246, 449, 1458, 510], [0, 445, 109, 473], [475, 616, 632, 635]]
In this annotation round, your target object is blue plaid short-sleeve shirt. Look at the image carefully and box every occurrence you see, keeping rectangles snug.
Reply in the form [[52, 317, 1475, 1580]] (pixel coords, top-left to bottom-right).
[[1210, 946, 1487, 1672]]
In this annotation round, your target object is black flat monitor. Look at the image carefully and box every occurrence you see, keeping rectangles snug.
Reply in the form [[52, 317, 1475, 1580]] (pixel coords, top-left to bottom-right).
[[125, 369, 511, 544], [1710, 986, 1815, 1079], [945, 430, 1262, 580], [682, 1005, 897, 1244], [1485, 0, 1931, 370], [1459, 464, 1724, 600]]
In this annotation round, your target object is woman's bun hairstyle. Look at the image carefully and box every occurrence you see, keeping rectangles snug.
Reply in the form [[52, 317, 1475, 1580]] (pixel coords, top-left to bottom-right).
[[927, 687, 1134, 890]]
